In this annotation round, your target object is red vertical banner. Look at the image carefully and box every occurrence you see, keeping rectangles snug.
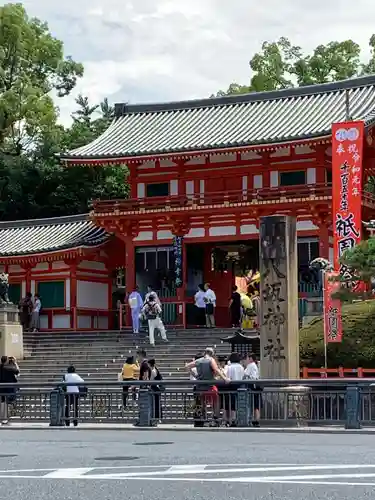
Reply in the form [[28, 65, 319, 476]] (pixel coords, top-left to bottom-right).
[[330, 121, 364, 343], [323, 271, 343, 343]]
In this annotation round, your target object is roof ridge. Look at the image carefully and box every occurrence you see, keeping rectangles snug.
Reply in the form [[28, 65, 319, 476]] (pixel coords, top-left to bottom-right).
[[115, 75, 375, 116], [0, 213, 90, 229]]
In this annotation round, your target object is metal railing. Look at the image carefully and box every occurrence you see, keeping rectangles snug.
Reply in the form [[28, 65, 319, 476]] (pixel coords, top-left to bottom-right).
[[92, 184, 337, 215], [0, 379, 373, 429]]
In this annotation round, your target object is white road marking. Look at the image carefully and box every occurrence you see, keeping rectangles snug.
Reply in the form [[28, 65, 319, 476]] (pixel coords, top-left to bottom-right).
[[58, 463, 375, 480], [1, 463, 375, 487], [167, 465, 207, 472], [0, 463, 296, 474], [44, 468, 94, 478]]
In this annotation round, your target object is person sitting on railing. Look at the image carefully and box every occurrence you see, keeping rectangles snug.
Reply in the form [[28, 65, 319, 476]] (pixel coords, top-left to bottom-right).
[[63, 365, 85, 428], [0, 356, 19, 426], [223, 352, 245, 427], [121, 356, 139, 409], [243, 353, 261, 427], [185, 347, 228, 427], [149, 358, 164, 425]]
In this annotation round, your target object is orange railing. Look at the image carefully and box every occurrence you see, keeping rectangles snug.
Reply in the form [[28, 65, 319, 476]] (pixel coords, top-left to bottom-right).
[[301, 367, 375, 378], [92, 183, 338, 214]]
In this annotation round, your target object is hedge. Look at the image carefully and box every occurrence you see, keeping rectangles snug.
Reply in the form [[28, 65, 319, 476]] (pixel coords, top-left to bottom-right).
[[300, 300, 375, 368]]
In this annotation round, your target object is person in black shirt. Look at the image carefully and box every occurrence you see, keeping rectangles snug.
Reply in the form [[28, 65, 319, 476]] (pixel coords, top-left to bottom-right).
[[229, 286, 242, 328], [137, 349, 151, 381], [134, 349, 151, 427], [0, 356, 19, 425]]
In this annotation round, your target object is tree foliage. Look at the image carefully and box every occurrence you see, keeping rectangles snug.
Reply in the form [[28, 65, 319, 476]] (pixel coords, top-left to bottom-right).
[[216, 36, 375, 96], [332, 237, 375, 302], [0, 3, 128, 221], [0, 3, 83, 153]]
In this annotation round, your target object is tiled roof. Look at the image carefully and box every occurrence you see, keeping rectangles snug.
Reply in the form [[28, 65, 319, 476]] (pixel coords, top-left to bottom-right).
[[60, 76, 375, 160], [0, 214, 109, 256]]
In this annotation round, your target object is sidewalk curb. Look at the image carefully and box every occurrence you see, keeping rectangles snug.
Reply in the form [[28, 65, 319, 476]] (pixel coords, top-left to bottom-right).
[[0, 425, 372, 435]]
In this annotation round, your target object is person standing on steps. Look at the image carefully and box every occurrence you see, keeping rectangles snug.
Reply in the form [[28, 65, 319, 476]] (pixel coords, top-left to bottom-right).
[[30, 294, 42, 332], [145, 285, 161, 306], [19, 292, 33, 332], [128, 285, 143, 335], [142, 293, 168, 346], [229, 285, 242, 328], [204, 283, 216, 328], [194, 284, 206, 327]]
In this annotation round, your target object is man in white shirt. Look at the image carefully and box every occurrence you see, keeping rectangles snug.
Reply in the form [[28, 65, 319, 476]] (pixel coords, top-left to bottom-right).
[[194, 284, 206, 327], [223, 352, 245, 426], [204, 283, 216, 328], [63, 365, 85, 427], [243, 354, 261, 427]]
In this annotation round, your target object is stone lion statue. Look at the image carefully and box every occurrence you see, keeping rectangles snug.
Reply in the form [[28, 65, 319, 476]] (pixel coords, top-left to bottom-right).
[[0, 273, 11, 304]]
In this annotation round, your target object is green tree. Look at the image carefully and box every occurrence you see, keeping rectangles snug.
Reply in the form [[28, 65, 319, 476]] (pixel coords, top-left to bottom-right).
[[0, 3, 83, 153], [332, 237, 375, 302], [216, 36, 371, 96]]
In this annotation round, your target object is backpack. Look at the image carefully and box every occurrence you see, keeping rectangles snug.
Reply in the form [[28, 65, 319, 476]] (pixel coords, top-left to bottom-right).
[[146, 302, 158, 320]]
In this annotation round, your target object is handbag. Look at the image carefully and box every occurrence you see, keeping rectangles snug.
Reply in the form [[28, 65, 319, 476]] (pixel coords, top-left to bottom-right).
[[205, 303, 214, 315]]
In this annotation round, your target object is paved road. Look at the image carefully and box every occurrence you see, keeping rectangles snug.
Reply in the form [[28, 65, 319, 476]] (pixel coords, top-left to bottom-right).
[[1, 429, 375, 499]]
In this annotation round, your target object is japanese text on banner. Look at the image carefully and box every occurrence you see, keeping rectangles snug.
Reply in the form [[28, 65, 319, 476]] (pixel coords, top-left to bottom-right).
[[323, 272, 343, 344], [332, 121, 364, 279]]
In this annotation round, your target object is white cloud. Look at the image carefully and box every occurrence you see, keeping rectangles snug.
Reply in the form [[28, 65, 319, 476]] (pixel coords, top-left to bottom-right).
[[13, 0, 375, 124]]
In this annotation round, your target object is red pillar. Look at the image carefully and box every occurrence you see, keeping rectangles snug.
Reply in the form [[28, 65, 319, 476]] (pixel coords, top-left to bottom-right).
[[125, 239, 136, 327], [319, 224, 330, 260], [70, 263, 77, 329], [25, 264, 31, 294]]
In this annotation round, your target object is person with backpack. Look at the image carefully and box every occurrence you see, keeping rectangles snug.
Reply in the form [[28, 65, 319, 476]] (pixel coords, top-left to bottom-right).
[[141, 293, 168, 346]]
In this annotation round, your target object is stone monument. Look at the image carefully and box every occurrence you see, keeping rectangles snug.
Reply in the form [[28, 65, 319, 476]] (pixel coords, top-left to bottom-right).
[[259, 215, 299, 379], [0, 273, 23, 360]]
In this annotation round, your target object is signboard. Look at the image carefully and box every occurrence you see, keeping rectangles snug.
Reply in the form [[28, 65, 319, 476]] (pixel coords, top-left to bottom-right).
[[173, 236, 183, 288], [330, 120, 364, 342], [323, 271, 343, 343]]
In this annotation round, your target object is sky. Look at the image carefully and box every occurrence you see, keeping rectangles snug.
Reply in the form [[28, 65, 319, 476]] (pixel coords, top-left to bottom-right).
[[11, 0, 375, 124]]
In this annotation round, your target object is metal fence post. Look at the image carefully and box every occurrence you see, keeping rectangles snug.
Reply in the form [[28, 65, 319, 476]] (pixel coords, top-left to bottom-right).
[[49, 389, 64, 427], [138, 388, 152, 427], [345, 385, 361, 429], [237, 387, 251, 427]]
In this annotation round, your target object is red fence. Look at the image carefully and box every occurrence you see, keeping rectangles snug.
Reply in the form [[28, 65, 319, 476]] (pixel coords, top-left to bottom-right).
[[301, 367, 375, 378]]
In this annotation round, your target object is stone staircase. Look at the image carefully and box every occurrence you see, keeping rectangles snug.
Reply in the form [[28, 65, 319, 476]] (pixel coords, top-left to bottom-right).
[[13, 329, 239, 423], [19, 329, 234, 386]]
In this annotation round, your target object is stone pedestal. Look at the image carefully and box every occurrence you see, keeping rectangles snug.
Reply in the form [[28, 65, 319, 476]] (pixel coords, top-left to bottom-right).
[[0, 304, 23, 360], [259, 215, 299, 379]]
